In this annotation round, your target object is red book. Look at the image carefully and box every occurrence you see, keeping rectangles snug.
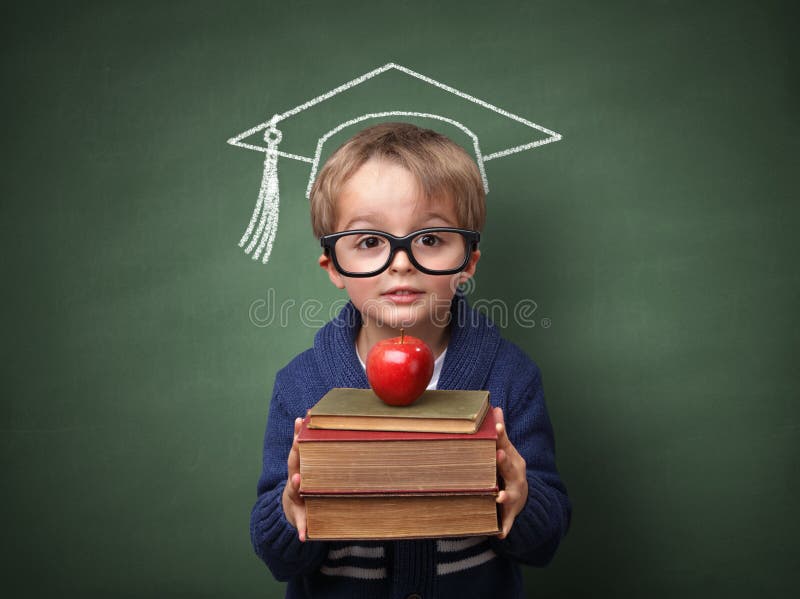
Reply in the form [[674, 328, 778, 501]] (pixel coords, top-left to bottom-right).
[[298, 409, 498, 495]]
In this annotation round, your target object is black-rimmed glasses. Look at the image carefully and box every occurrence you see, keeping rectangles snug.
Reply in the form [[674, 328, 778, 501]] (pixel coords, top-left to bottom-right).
[[320, 227, 480, 277]]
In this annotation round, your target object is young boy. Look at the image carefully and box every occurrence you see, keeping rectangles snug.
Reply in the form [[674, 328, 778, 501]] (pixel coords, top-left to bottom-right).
[[251, 123, 571, 598]]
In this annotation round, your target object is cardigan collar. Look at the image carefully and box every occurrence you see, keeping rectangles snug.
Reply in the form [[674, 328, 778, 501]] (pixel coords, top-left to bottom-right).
[[313, 291, 502, 391]]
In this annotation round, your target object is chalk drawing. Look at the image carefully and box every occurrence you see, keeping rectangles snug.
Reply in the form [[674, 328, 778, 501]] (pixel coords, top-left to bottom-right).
[[228, 62, 562, 266], [305, 111, 489, 199]]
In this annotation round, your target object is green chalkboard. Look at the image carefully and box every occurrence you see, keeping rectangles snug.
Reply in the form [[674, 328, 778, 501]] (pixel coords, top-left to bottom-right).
[[3, 1, 797, 597]]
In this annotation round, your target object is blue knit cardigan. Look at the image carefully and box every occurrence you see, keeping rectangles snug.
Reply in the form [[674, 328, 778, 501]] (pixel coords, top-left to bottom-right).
[[251, 291, 571, 599]]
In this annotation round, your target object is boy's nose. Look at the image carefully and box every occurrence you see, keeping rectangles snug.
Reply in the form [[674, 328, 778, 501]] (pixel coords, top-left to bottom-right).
[[388, 248, 415, 273]]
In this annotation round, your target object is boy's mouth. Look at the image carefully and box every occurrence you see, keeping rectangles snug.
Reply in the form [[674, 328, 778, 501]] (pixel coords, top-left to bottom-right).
[[382, 287, 425, 303]]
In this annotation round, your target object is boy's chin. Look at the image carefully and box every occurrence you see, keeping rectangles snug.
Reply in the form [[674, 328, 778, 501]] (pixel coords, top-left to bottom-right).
[[360, 302, 451, 331]]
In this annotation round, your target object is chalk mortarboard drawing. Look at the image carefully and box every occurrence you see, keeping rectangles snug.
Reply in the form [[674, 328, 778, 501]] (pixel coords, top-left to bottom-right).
[[228, 62, 562, 266]]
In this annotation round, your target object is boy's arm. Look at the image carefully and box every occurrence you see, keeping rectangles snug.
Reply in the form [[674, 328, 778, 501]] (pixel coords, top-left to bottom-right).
[[250, 376, 327, 581], [489, 364, 572, 566]]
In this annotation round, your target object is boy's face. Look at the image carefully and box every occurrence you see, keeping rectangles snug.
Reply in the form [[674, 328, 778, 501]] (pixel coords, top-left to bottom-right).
[[318, 158, 480, 333]]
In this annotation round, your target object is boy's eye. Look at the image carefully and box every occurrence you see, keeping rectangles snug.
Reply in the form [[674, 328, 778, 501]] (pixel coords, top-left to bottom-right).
[[417, 234, 443, 247], [355, 235, 385, 250]]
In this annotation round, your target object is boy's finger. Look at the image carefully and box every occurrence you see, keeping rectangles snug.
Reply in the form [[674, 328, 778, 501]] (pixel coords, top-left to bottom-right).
[[498, 505, 514, 539], [291, 418, 302, 448], [287, 440, 300, 474], [284, 473, 301, 502], [495, 423, 509, 448], [495, 413, 511, 451], [297, 510, 307, 543], [501, 516, 514, 539], [493, 406, 505, 426], [497, 449, 517, 484], [497, 451, 516, 482]]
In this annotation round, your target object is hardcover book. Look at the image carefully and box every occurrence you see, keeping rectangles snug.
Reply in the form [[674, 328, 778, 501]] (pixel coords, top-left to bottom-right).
[[303, 492, 501, 540], [298, 409, 498, 494], [306, 388, 490, 434]]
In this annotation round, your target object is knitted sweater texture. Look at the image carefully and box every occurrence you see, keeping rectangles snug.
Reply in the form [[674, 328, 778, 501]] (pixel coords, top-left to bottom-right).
[[251, 292, 571, 598]]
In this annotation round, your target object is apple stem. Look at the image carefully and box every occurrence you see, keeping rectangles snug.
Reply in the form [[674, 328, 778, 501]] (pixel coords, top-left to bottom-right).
[[400, 328, 404, 343]]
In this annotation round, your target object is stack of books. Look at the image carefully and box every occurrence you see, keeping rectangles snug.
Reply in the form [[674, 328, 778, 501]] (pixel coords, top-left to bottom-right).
[[298, 388, 500, 540]]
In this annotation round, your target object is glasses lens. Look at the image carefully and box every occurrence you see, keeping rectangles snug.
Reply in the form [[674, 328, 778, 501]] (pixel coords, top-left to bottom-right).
[[410, 230, 469, 272], [333, 232, 391, 274]]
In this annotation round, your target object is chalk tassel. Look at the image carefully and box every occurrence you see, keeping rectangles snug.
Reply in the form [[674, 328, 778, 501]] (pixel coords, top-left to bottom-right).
[[240, 124, 282, 265]]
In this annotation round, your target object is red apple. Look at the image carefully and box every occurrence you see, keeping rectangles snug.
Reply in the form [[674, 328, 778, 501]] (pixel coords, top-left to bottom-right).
[[366, 329, 434, 406]]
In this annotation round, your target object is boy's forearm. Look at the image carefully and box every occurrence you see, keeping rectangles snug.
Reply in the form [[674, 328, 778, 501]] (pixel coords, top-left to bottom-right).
[[490, 472, 571, 566], [250, 482, 327, 580], [490, 363, 572, 565], [251, 380, 327, 579]]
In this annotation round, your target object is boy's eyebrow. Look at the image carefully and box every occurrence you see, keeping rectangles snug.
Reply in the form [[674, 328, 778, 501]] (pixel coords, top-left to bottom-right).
[[342, 213, 385, 230], [342, 211, 455, 231], [418, 211, 454, 225]]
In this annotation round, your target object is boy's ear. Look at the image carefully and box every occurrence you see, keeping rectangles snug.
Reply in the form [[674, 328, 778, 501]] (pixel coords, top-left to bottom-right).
[[460, 249, 481, 282], [318, 252, 346, 289]]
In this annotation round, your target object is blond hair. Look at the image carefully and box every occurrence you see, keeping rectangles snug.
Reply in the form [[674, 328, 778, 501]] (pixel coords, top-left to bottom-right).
[[309, 122, 486, 238]]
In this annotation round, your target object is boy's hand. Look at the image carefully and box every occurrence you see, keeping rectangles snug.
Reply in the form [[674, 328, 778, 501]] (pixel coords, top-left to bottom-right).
[[281, 417, 307, 542], [494, 407, 529, 539]]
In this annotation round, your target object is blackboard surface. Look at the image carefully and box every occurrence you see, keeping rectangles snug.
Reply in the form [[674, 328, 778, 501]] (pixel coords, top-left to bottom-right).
[[3, 1, 797, 597]]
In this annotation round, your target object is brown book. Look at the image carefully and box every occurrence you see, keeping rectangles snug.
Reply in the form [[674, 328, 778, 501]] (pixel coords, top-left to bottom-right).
[[298, 409, 498, 494], [307, 388, 490, 434], [304, 492, 501, 540]]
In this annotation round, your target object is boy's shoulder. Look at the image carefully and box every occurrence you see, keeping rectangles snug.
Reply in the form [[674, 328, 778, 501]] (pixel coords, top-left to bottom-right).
[[497, 335, 541, 370], [272, 347, 330, 412], [484, 333, 544, 391], [277, 303, 352, 377], [275, 346, 319, 386]]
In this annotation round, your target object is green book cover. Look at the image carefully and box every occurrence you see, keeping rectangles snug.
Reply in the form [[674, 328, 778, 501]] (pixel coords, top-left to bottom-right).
[[308, 388, 489, 421]]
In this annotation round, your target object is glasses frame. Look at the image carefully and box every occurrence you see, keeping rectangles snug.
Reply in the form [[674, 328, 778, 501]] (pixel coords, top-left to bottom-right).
[[320, 227, 481, 278]]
